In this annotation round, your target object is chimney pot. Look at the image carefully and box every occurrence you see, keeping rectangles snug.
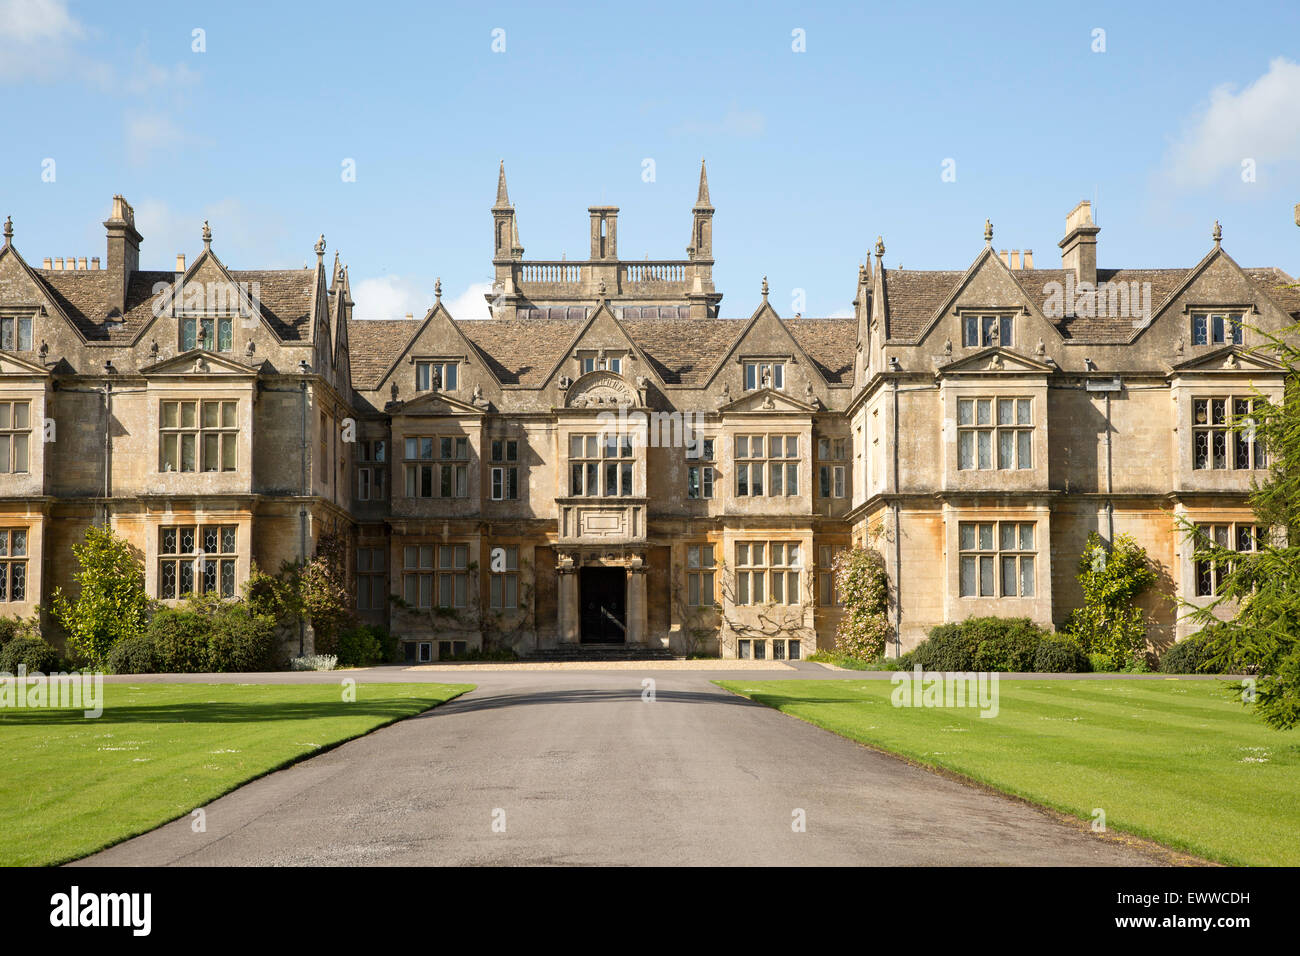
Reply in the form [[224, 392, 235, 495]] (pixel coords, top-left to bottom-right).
[[176, 253, 186, 272], [42, 258, 52, 269]]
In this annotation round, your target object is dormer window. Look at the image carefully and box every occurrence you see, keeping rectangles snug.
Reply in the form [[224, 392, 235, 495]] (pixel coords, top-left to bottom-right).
[[580, 354, 622, 374], [416, 361, 458, 391], [743, 361, 784, 391], [0, 316, 33, 352], [181, 316, 232, 352], [962, 314, 1013, 348], [1191, 312, 1244, 347]]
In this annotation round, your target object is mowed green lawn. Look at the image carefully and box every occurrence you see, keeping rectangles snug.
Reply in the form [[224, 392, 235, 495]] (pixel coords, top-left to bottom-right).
[[718, 678, 1300, 866], [0, 682, 472, 866]]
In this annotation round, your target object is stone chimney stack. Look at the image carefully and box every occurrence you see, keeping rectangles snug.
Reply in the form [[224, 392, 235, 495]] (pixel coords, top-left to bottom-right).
[[53, 258, 63, 271], [103, 195, 142, 315], [589, 207, 618, 261], [42, 258, 52, 269], [1059, 201, 1099, 286], [176, 253, 186, 272], [1023, 249, 1034, 269], [1010, 250, 1021, 270], [999, 249, 1009, 267]]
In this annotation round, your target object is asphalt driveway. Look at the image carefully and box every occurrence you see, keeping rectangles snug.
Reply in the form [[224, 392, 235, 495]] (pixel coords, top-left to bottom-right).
[[75, 665, 1168, 866]]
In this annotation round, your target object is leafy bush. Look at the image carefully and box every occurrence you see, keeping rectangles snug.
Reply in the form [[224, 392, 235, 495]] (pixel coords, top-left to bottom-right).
[[289, 654, 337, 671], [208, 606, 276, 672], [50, 525, 152, 666], [906, 617, 1053, 672], [910, 623, 980, 671], [0, 636, 61, 674], [1065, 533, 1157, 668], [1159, 635, 1223, 674], [0, 615, 40, 646], [147, 609, 211, 674], [832, 548, 892, 659], [337, 624, 390, 667], [969, 618, 1050, 672], [1032, 637, 1091, 673], [106, 635, 157, 675]]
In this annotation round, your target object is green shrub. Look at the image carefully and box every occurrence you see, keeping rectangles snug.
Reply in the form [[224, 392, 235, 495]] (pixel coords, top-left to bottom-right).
[[208, 606, 276, 672], [1088, 652, 1119, 673], [969, 618, 1049, 672], [0, 615, 40, 646], [147, 609, 211, 673], [1032, 637, 1091, 673], [0, 636, 61, 674], [337, 624, 388, 667], [1159, 635, 1224, 674], [911, 623, 980, 671], [106, 635, 157, 675]]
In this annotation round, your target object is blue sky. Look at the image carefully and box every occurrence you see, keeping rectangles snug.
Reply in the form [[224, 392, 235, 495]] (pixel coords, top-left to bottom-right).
[[2, 0, 1298, 321]]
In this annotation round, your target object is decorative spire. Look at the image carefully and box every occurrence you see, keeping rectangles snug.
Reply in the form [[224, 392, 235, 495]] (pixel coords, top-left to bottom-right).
[[434, 277, 442, 301], [315, 234, 326, 260], [695, 159, 712, 208], [874, 236, 885, 259], [1212, 220, 1222, 245], [494, 160, 511, 208], [761, 275, 769, 299], [984, 218, 993, 245], [202, 220, 212, 249], [2, 215, 11, 244]]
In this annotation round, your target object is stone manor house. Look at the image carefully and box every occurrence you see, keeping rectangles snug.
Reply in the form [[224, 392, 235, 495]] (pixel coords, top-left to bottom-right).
[[1, 166, 1296, 660]]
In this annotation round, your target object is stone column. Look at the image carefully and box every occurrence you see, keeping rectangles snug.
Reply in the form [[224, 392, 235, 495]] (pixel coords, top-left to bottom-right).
[[557, 555, 579, 644], [626, 556, 648, 646]]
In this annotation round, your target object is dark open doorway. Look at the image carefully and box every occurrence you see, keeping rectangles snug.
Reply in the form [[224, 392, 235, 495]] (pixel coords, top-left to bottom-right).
[[580, 566, 626, 644]]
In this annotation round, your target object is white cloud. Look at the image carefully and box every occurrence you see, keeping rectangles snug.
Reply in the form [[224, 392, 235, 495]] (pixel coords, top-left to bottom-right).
[[445, 281, 494, 321], [0, 0, 81, 43], [352, 275, 434, 321], [1166, 57, 1300, 188]]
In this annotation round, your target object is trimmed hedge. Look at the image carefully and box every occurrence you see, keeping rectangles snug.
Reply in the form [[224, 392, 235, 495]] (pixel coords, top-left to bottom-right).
[[911, 617, 1054, 672], [147, 609, 211, 673], [1033, 637, 1092, 673], [0, 636, 62, 674], [905, 617, 1089, 673], [1159, 635, 1225, 674], [106, 635, 157, 675], [207, 606, 276, 672]]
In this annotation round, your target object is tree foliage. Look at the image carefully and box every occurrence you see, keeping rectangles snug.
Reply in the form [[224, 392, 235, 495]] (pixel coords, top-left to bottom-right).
[[1181, 322, 1300, 729], [50, 524, 152, 666], [246, 532, 353, 655], [1065, 532, 1157, 667], [832, 547, 892, 659]]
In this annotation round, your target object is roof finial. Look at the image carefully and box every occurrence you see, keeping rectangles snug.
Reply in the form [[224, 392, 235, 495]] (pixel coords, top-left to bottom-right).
[[874, 235, 885, 259], [761, 275, 769, 299], [984, 218, 993, 245], [434, 277, 442, 301], [2, 215, 11, 244], [202, 220, 212, 249], [1212, 220, 1222, 245], [315, 234, 326, 260]]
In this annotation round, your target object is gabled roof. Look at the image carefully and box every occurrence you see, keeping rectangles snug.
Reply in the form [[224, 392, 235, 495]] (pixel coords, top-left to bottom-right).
[[1170, 344, 1286, 374], [347, 311, 857, 392]]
